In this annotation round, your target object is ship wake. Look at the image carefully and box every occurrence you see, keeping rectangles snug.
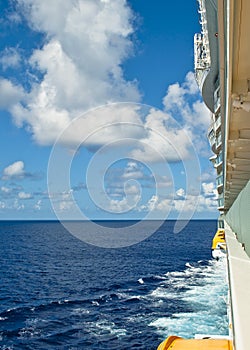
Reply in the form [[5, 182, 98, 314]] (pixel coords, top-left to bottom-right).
[[148, 258, 229, 338]]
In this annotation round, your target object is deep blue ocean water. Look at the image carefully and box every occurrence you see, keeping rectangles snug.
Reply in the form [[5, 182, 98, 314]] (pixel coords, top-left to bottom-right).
[[0, 220, 228, 349]]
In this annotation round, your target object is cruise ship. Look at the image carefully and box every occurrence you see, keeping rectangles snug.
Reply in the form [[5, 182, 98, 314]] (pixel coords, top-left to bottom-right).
[[157, 0, 250, 349]]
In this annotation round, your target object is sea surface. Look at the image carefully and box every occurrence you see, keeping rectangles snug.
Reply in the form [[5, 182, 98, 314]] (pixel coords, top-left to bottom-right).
[[0, 220, 228, 349]]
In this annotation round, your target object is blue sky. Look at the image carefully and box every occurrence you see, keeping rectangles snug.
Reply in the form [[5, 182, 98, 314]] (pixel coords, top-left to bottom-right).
[[0, 0, 218, 220]]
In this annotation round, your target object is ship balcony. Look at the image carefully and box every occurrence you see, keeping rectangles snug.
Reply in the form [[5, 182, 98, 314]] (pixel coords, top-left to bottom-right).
[[215, 152, 223, 173], [195, 68, 210, 92], [214, 86, 220, 114], [194, 34, 210, 71], [214, 114, 221, 134], [215, 131, 222, 151], [217, 195, 224, 211], [216, 174, 224, 194], [209, 154, 216, 165], [207, 126, 216, 153], [214, 96, 221, 114]]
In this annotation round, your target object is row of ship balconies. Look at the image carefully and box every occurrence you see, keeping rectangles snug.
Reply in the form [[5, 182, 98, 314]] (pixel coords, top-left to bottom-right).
[[207, 87, 225, 211], [194, 2, 224, 211], [208, 116, 222, 153]]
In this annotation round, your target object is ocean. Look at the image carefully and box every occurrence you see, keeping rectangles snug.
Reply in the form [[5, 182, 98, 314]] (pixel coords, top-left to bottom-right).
[[0, 220, 228, 349]]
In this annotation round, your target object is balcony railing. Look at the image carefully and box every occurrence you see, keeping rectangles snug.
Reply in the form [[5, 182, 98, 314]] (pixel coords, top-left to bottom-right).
[[215, 152, 223, 167], [194, 34, 210, 71], [216, 174, 223, 186], [194, 0, 211, 87], [217, 195, 224, 210], [214, 86, 220, 114], [216, 132, 222, 148], [214, 114, 221, 132]]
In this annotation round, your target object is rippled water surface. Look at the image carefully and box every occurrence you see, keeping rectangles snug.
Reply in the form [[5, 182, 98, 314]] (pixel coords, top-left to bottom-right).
[[0, 220, 228, 349]]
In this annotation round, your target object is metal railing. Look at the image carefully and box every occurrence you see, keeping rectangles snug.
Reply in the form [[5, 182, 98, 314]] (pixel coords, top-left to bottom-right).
[[214, 115, 221, 131], [216, 132, 222, 148], [216, 152, 223, 166], [216, 174, 223, 187], [217, 195, 224, 209], [214, 86, 221, 113], [194, 0, 211, 75]]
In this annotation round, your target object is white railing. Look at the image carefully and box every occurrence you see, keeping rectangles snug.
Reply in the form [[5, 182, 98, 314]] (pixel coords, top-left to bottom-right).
[[216, 152, 223, 166], [214, 115, 221, 131], [216, 132, 222, 148], [217, 195, 224, 209], [214, 86, 221, 113], [216, 174, 223, 186], [194, 0, 211, 85]]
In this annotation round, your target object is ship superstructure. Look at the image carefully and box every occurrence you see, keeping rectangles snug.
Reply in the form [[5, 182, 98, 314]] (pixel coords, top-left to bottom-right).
[[194, 0, 250, 349]]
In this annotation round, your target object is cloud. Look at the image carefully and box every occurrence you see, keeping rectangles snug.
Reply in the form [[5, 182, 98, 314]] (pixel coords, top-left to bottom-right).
[[153, 175, 172, 188], [137, 177, 218, 216], [7, 11, 22, 24], [106, 193, 141, 213], [140, 190, 217, 215], [85, 73, 208, 165], [128, 107, 193, 163], [0, 78, 24, 109], [2, 161, 25, 179], [2, 0, 140, 145], [1, 161, 43, 181], [176, 188, 185, 198], [1, 0, 209, 168], [57, 103, 144, 149], [146, 195, 158, 211], [34, 200, 42, 210], [162, 71, 211, 156], [163, 71, 199, 110], [48, 189, 75, 212], [1, 186, 11, 193], [202, 182, 217, 198], [18, 191, 32, 199], [1, 0, 210, 212], [59, 200, 73, 211], [104, 160, 153, 201], [0, 47, 21, 70], [122, 161, 144, 180], [0, 201, 6, 209], [199, 170, 216, 182], [0, 184, 24, 200], [72, 183, 86, 192], [13, 199, 25, 210]]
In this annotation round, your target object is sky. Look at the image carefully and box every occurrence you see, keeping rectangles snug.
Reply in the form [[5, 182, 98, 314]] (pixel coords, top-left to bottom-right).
[[0, 0, 218, 221]]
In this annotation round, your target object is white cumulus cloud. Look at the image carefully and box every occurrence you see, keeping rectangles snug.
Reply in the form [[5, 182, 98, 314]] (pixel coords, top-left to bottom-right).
[[202, 182, 217, 198], [18, 191, 32, 199], [0, 78, 24, 109], [1, 186, 11, 193], [162, 71, 211, 156], [2, 161, 25, 179], [176, 188, 185, 197], [3, 0, 140, 145]]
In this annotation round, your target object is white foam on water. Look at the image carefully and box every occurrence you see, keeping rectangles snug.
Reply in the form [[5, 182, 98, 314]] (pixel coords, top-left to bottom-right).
[[71, 307, 90, 315], [18, 318, 41, 339], [91, 301, 100, 306], [138, 278, 144, 284], [149, 258, 229, 338], [115, 292, 130, 299], [114, 291, 145, 302], [87, 319, 127, 338]]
